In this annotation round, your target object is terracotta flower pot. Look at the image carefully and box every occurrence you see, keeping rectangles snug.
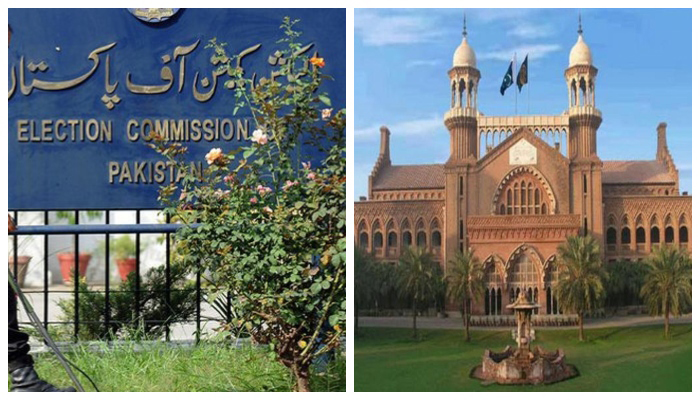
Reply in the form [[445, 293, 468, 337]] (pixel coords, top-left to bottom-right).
[[8, 255, 32, 287], [57, 253, 91, 284], [116, 258, 137, 282]]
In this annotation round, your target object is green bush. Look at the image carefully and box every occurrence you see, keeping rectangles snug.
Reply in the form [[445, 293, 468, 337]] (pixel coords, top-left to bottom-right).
[[56, 262, 197, 341]]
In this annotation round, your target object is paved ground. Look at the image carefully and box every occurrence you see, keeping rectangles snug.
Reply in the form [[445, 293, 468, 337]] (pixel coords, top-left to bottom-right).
[[358, 314, 692, 330]]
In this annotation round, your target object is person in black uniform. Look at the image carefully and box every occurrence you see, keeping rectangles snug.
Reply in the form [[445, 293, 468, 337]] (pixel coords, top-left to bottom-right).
[[8, 215, 76, 392]]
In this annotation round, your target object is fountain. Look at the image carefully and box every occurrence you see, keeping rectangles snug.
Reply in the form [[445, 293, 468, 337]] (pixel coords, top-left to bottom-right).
[[470, 292, 578, 385]]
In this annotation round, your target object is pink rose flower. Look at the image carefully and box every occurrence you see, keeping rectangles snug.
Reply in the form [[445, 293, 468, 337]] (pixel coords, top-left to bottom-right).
[[321, 108, 333, 120], [256, 185, 272, 196], [307, 172, 316, 180], [250, 197, 258, 204], [251, 129, 269, 145], [205, 148, 224, 165], [283, 180, 299, 191]]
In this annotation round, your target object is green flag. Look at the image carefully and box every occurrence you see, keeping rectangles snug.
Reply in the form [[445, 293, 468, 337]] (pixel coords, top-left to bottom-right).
[[517, 55, 528, 92], [500, 61, 513, 96]]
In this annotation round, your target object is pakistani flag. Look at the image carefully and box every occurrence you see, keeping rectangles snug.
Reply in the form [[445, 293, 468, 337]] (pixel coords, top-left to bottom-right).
[[517, 55, 528, 92], [500, 61, 513, 95]]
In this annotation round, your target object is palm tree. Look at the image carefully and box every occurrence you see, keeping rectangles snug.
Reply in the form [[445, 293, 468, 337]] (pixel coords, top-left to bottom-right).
[[640, 245, 692, 339], [446, 249, 484, 341], [555, 235, 606, 341], [397, 245, 437, 339]]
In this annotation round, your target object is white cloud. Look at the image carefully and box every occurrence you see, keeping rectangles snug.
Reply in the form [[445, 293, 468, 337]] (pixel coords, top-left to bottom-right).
[[354, 10, 446, 46], [355, 115, 444, 141], [481, 44, 561, 62], [507, 23, 553, 40], [406, 59, 442, 68]]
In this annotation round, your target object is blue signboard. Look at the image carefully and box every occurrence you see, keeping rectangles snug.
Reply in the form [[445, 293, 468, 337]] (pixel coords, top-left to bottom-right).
[[8, 8, 346, 210]]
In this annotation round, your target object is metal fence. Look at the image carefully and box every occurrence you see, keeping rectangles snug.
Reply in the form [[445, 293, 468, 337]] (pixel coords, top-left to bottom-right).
[[8, 209, 224, 344]]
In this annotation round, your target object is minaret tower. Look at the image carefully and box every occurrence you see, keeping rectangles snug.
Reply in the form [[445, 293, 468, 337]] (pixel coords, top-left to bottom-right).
[[565, 14, 603, 243], [444, 14, 480, 261], [445, 14, 480, 163]]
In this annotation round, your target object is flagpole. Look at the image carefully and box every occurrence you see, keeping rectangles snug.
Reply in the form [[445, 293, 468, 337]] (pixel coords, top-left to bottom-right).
[[527, 66, 530, 114], [514, 52, 518, 115]]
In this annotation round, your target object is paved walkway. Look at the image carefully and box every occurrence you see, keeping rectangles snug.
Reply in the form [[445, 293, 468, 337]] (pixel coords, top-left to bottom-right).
[[359, 314, 692, 331]]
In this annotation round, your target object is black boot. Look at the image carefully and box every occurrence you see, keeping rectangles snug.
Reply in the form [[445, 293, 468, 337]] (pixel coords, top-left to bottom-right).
[[9, 366, 77, 392]]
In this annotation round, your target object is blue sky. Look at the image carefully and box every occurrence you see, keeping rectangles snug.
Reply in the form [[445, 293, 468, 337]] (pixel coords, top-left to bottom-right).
[[354, 8, 692, 198]]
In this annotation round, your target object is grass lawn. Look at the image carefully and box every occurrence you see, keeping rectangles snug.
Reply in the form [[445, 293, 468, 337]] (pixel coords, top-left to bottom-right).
[[355, 324, 691, 391], [11, 343, 345, 392]]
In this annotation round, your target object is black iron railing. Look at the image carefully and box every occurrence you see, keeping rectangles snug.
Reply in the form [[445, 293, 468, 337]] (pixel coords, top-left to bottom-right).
[[8, 209, 219, 344]]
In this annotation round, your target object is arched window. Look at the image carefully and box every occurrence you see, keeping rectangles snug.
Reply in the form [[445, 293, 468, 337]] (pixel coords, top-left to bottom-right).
[[402, 231, 412, 246], [636, 227, 646, 244], [541, 204, 547, 214], [651, 227, 660, 244], [621, 227, 631, 244], [359, 233, 369, 249], [373, 232, 383, 248], [431, 231, 442, 247], [388, 232, 397, 248], [417, 232, 427, 248], [508, 253, 539, 313], [679, 226, 688, 243], [665, 227, 674, 243], [606, 227, 617, 245], [507, 189, 513, 214], [500, 204, 506, 214], [545, 263, 560, 315]]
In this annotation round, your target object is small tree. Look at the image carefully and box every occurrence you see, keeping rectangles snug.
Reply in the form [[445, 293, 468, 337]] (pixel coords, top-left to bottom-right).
[[152, 18, 345, 391], [397, 246, 437, 339], [640, 245, 692, 339], [354, 246, 376, 331], [555, 235, 606, 341], [446, 249, 484, 341]]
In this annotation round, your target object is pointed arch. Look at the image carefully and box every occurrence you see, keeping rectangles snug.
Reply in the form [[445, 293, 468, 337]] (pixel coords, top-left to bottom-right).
[[492, 165, 557, 215]]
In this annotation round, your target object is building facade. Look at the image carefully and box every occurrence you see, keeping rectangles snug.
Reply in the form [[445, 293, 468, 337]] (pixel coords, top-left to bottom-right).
[[355, 20, 691, 316]]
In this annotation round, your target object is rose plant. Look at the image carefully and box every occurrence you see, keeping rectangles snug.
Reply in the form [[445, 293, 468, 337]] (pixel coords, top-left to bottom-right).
[[150, 17, 345, 391]]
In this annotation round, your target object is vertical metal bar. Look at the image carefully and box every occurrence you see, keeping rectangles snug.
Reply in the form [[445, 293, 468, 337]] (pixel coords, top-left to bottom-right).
[[44, 211, 49, 331], [13, 211, 18, 278], [134, 210, 141, 331], [196, 269, 201, 345], [104, 211, 110, 339], [73, 210, 80, 342], [165, 213, 171, 342], [226, 291, 232, 324]]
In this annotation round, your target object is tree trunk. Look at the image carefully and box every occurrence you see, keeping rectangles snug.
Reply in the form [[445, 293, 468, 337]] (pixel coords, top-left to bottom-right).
[[355, 300, 359, 332], [463, 297, 468, 341], [664, 305, 670, 339], [412, 297, 418, 339], [465, 309, 471, 342], [292, 363, 311, 392], [578, 312, 584, 341]]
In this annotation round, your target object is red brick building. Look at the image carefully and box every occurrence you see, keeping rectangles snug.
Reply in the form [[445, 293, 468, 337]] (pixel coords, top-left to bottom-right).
[[355, 21, 691, 316]]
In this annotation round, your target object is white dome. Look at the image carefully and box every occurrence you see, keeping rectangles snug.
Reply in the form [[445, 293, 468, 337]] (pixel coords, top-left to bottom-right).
[[569, 34, 592, 67], [453, 37, 477, 68]]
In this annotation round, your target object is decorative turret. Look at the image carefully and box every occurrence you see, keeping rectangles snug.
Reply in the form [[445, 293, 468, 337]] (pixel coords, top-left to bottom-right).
[[565, 13, 601, 160], [445, 14, 480, 162], [565, 13, 604, 246]]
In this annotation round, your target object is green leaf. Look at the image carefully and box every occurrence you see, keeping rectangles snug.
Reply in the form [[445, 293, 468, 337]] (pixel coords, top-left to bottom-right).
[[318, 94, 331, 107], [310, 283, 322, 294], [329, 314, 339, 326]]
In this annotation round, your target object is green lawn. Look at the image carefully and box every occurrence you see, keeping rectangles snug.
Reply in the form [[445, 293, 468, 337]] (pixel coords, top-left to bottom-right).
[[12, 343, 345, 392], [355, 324, 691, 391]]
